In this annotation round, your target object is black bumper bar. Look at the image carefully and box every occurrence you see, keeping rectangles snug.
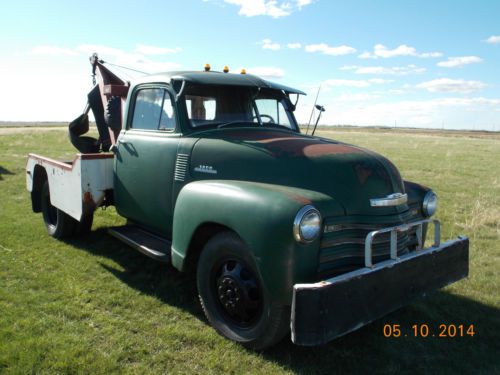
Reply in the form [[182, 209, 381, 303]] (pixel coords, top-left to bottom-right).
[[291, 236, 469, 346]]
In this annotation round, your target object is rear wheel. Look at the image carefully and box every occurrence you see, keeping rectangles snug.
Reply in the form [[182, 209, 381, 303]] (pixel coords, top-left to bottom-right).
[[41, 181, 77, 238], [197, 231, 289, 350]]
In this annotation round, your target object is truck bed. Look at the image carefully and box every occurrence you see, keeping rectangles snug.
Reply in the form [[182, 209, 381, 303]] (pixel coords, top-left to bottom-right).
[[26, 153, 114, 221]]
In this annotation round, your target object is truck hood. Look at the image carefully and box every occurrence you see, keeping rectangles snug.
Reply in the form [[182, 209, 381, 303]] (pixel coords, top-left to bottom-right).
[[189, 128, 406, 215]]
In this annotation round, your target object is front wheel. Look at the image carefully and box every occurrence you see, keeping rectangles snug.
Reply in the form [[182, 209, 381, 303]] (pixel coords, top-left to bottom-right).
[[41, 181, 76, 238], [197, 231, 289, 350]]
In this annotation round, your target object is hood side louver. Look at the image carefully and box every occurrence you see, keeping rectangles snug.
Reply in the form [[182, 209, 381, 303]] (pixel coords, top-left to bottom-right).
[[174, 153, 189, 182]]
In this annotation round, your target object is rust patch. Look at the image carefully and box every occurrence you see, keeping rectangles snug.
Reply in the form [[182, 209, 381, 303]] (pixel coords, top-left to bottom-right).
[[222, 130, 364, 159], [261, 184, 312, 205], [303, 144, 362, 157], [82, 191, 96, 215], [80, 153, 114, 160], [285, 192, 312, 205], [83, 191, 94, 204]]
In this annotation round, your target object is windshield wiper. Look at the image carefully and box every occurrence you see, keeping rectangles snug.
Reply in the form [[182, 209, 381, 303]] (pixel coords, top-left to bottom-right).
[[216, 121, 257, 129]]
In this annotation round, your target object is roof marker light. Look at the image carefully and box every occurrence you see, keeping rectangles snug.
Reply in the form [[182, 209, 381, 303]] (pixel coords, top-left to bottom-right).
[[241, 68, 246, 74], [204, 64, 211, 72], [223, 66, 229, 73]]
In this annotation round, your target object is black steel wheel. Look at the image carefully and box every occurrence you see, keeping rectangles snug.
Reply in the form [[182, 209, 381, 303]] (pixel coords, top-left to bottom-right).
[[197, 231, 289, 350], [215, 258, 262, 327], [41, 180, 76, 238]]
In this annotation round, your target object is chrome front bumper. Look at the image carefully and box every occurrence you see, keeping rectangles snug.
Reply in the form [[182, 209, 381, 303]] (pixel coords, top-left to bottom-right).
[[291, 220, 469, 346]]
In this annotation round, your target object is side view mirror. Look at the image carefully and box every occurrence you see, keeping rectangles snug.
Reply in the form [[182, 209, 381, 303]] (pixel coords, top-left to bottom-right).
[[311, 104, 326, 136]]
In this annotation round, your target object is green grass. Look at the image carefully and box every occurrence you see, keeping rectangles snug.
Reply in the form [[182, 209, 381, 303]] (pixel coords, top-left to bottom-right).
[[1, 126, 499, 374]]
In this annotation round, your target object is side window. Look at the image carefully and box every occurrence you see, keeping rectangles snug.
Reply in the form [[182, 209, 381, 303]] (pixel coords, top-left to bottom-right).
[[131, 88, 176, 131]]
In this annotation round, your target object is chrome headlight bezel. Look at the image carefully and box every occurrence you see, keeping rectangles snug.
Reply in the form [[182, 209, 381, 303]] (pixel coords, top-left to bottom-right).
[[293, 205, 322, 243], [423, 191, 438, 217]]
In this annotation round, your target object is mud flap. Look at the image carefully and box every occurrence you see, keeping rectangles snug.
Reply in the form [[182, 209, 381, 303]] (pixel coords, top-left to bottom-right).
[[291, 237, 469, 346]]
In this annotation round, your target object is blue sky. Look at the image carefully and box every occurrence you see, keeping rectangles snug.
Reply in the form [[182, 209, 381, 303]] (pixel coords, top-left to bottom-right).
[[1, 0, 499, 130]]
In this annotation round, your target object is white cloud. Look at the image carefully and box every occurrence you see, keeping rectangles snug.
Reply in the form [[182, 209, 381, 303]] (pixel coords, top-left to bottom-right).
[[261, 38, 281, 50], [335, 93, 381, 102], [76, 44, 181, 73], [485, 35, 500, 44], [437, 56, 483, 68], [321, 78, 392, 88], [295, 0, 313, 7], [287, 42, 302, 49], [305, 43, 356, 56], [416, 78, 487, 94], [342, 64, 425, 75], [368, 78, 394, 84], [135, 44, 181, 55], [32, 45, 77, 57], [245, 66, 285, 79], [223, 0, 312, 18], [339, 65, 358, 70], [322, 79, 370, 88], [418, 52, 443, 58], [358, 51, 372, 59], [359, 44, 442, 59], [294, 94, 500, 130]]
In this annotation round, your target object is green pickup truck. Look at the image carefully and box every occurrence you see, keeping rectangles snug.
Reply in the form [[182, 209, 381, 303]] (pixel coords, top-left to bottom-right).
[[26, 56, 469, 349]]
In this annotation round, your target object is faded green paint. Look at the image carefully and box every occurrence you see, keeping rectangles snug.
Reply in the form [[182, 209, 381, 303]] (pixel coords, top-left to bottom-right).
[[189, 128, 406, 216], [171, 180, 343, 304], [114, 130, 181, 236]]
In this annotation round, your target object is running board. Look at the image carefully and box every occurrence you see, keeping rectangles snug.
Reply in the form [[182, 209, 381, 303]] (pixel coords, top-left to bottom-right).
[[108, 225, 171, 263]]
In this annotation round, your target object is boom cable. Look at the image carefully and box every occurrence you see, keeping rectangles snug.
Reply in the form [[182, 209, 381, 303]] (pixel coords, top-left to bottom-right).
[[100, 60, 149, 75]]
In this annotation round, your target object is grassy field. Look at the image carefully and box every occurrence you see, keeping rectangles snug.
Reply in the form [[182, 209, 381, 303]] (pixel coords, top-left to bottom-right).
[[0, 126, 499, 374]]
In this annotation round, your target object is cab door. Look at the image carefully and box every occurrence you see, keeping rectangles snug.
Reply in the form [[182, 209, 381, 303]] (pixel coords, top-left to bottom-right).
[[114, 85, 180, 238]]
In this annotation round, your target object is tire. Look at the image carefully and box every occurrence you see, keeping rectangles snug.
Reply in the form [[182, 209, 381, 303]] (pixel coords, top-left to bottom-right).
[[197, 231, 290, 350], [41, 181, 77, 238]]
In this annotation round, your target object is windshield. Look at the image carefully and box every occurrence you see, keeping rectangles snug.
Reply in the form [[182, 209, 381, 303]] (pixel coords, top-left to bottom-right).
[[182, 84, 298, 131]]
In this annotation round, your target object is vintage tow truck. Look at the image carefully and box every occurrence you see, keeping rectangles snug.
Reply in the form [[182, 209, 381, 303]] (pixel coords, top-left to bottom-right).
[[26, 55, 469, 349]]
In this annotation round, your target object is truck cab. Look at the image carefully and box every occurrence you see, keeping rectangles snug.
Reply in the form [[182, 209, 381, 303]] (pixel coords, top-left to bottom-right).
[[113, 71, 304, 238]]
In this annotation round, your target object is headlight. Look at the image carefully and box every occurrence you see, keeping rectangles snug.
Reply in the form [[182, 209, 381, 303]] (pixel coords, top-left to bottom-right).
[[423, 191, 438, 217], [293, 205, 322, 243]]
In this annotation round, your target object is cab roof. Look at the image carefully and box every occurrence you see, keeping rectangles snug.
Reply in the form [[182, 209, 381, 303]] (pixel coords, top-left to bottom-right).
[[133, 71, 306, 95]]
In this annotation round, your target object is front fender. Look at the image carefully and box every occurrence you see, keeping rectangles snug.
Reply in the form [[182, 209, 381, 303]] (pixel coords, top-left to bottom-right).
[[171, 180, 343, 304]]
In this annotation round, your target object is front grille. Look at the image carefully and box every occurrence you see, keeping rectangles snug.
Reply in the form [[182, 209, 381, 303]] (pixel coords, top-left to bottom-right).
[[318, 215, 420, 279]]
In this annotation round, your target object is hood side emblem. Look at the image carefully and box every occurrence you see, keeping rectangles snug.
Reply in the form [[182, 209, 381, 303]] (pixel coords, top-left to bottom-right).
[[370, 193, 407, 207]]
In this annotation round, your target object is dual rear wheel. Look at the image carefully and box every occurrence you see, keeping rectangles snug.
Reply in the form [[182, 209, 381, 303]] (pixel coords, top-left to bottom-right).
[[41, 181, 93, 238]]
